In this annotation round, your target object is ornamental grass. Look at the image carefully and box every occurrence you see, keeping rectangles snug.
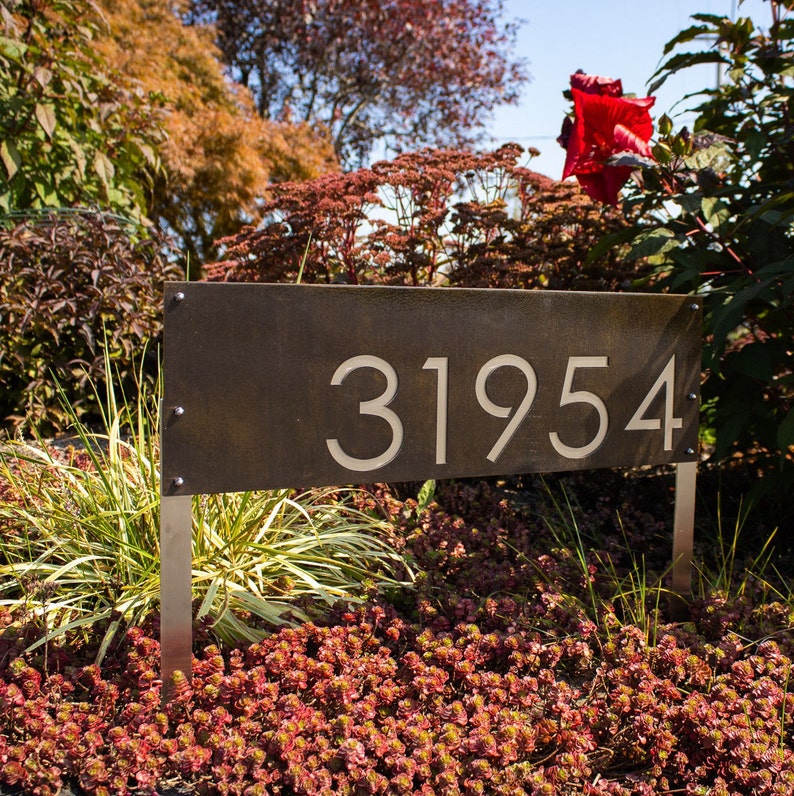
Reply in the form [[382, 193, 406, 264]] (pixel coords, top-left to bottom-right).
[[0, 357, 412, 665]]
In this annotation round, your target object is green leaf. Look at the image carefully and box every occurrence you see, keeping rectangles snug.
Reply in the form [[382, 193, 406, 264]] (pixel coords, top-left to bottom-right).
[[649, 51, 726, 94], [671, 193, 703, 216], [0, 139, 20, 180], [659, 23, 713, 57], [33, 179, 58, 205], [684, 142, 733, 172], [626, 228, 678, 260], [583, 226, 641, 265], [138, 143, 156, 167], [93, 151, 115, 186], [710, 280, 769, 352], [724, 342, 779, 381], [701, 197, 731, 233], [777, 408, 794, 451], [0, 35, 27, 61], [35, 103, 57, 139], [416, 479, 436, 513], [743, 129, 767, 164]]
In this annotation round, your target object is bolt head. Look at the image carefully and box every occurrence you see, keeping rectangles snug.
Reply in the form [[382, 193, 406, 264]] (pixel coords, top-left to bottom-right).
[[173, 477, 184, 488]]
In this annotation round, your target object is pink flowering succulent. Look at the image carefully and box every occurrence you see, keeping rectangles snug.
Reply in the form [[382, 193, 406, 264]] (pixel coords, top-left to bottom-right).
[[1, 480, 794, 794]]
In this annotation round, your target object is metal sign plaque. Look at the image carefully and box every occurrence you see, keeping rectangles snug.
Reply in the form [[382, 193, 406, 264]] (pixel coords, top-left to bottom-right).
[[161, 283, 701, 496]]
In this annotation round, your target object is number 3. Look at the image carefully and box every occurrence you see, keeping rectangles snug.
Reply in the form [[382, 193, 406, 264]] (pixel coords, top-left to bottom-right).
[[326, 355, 404, 471]]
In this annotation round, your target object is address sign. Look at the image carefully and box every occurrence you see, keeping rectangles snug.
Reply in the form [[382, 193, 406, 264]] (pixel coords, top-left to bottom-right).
[[161, 283, 701, 495]]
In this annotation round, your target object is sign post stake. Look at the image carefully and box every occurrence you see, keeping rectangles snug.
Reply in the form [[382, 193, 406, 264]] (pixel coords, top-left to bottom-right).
[[159, 494, 193, 702], [670, 460, 697, 620]]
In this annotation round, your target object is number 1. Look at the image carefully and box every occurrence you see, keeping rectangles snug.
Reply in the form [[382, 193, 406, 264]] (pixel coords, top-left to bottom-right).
[[423, 357, 449, 464]]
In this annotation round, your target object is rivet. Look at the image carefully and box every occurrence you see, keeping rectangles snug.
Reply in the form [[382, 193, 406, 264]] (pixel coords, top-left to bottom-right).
[[689, 303, 699, 312], [687, 393, 697, 401], [685, 448, 695, 456], [173, 477, 184, 488], [175, 291, 186, 302], [174, 406, 185, 417]]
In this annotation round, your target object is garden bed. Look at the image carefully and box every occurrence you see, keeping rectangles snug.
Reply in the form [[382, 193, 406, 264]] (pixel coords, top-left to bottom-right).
[[1, 468, 793, 796]]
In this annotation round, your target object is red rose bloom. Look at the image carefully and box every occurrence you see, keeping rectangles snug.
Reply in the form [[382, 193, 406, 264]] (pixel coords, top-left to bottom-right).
[[560, 73, 655, 205]]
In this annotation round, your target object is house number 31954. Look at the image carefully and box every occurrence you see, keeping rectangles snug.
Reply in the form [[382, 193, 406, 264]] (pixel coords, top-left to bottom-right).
[[325, 353, 684, 472]]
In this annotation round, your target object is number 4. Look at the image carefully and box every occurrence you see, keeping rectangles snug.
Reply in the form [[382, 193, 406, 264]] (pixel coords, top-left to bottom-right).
[[625, 354, 683, 451]]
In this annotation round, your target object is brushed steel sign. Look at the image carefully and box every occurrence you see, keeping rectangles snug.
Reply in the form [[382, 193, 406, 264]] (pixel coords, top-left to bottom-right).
[[161, 283, 701, 496]]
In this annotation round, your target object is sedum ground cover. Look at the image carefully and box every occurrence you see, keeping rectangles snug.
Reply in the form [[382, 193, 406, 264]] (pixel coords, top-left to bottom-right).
[[1, 460, 793, 796]]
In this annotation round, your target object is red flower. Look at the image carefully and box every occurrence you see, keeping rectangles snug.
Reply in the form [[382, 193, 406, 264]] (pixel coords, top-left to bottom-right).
[[570, 72, 623, 97], [560, 73, 655, 205]]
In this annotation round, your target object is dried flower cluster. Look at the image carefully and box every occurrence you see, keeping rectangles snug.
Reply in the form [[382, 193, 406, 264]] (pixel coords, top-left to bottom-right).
[[207, 146, 639, 292], [2, 477, 794, 795]]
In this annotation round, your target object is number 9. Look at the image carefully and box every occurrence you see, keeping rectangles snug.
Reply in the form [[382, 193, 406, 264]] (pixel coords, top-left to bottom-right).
[[476, 354, 537, 462]]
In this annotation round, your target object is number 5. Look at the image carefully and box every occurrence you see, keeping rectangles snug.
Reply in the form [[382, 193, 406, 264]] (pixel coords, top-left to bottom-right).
[[549, 356, 609, 459]]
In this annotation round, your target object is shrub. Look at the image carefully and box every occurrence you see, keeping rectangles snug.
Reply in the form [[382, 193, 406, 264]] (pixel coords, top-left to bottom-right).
[[208, 145, 640, 291], [592, 3, 794, 490], [0, 210, 181, 433], [0, 0, 164, 218]]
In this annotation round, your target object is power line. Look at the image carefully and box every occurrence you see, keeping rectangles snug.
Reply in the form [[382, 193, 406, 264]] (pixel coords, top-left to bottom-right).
[[491, 135, 559, 141]]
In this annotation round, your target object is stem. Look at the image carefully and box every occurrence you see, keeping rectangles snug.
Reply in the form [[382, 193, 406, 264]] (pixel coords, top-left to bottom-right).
[[692, 214, 754, 277]]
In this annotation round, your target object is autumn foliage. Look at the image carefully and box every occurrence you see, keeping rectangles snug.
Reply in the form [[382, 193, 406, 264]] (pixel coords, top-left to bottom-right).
[[93, 0, 339, 265], [190, 0, 528, 166], [209, 145, 636, 291]]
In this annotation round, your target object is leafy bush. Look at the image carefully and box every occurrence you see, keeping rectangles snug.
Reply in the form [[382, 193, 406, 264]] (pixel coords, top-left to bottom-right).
[[0, 0, 164, 218], [209, 145, 640, 291], [0, 210, 181, 432], [595, 3, 794, 487]]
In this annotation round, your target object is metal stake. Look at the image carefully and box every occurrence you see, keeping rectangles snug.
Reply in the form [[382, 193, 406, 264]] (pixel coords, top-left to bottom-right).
[[670, 459, 697, 620], [160, 494, 193, 703]]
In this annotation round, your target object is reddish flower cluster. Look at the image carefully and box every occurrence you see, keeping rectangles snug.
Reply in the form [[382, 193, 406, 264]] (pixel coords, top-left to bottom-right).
[[560, 72, 656, 205], [206, 146, 636, 292]]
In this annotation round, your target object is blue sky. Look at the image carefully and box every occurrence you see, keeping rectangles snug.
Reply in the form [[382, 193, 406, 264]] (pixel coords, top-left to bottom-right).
[[487, 0, 771, 178]]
